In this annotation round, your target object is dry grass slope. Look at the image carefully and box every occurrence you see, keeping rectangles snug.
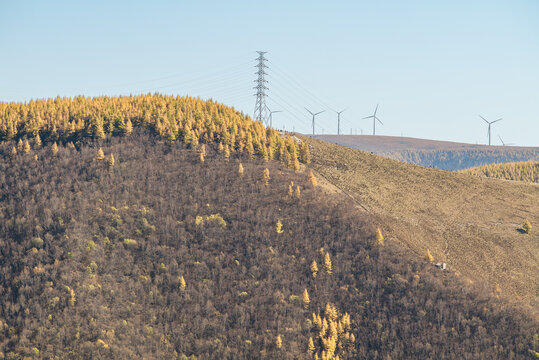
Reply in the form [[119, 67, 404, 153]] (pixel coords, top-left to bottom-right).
[[305, 136, 539, 313]]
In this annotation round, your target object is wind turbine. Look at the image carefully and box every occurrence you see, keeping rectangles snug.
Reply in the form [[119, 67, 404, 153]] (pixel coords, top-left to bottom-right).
[[498, 135, 514, 146], [305, 108, 325, 135], [363, 104, 383, 136], [480, 115, 502, 146], [334, 108, 346, 135], [266, 107, 282, 129]]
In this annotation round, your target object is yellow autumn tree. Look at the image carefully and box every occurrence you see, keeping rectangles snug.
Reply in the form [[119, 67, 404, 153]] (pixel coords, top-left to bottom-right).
[[302, 288, 310, 309], [51, 142, 59, 157], [324, 252, 332, 275], [425, 249, 434, 263], [96, 147, 105, 160], [108, 154, 115, 169], [263, 168, 270, 185], [23, 140, 31, 153], [179, 276, 186, 291], [310, 260, 319, 278], [376, 228, 384, 245], [238, 163, 244, 177], [276, 334, 282, 349], [34, 134, 42, 148], [276, 220, 284, 234], [294, 185, 301, 199], [125, 118, 133, 136], [308, 171, 318, 187], [308, 337, 315, 354]]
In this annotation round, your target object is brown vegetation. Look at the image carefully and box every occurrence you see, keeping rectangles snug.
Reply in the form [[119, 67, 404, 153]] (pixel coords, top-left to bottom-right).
[[0, 130, 536, 358]]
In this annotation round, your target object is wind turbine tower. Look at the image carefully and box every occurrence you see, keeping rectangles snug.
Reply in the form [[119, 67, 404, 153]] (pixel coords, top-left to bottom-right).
[[267, 108, 282, 129], [498, 135, 514, 146], [305, 108, 325, 135], [363, 104, 383, 136], [334, 108, 346, 135], [480, 115, 502, 146]]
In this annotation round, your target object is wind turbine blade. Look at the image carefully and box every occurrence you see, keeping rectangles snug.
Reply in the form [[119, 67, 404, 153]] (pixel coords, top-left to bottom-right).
[[315, 110, 325, 116], [479, 115, 489, 123], [363, 116, 374, 119], [374, 104, 379, 116], [304, 108, 314, 115], [492, 118, 502, 124], [375, 116, 383, 125]]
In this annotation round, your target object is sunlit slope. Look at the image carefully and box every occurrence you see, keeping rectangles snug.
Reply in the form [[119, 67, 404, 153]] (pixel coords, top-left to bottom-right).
[[306, 136, 539, 309]]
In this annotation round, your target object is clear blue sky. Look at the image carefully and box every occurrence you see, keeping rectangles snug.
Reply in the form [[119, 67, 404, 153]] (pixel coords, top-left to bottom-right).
[[1, 0, 538, 146]]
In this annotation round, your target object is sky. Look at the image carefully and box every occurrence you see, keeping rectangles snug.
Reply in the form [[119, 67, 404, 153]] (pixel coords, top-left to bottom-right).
[[1, 0, 538, 146]]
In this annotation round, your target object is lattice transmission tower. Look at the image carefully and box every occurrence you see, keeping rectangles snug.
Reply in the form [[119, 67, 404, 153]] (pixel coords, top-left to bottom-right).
[[253, 51, 269, 125]]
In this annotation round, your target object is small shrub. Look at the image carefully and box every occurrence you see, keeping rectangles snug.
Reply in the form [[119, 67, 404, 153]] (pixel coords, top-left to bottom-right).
[[123, 238, 137, 247], [31, 237, 44, 248]]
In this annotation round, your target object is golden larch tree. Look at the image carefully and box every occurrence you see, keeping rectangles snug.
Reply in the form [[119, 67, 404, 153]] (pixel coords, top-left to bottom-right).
[[376, 228, 384, 245], [179, 276, 186, 291], [263, 168, 270, 185], [276, 334, 282, 349], [425, 249, 434, 263], [51, 142, 59, 157], [310, 260, 319, 278], [108, 154, 115, 169], [324, 252, 332, 275], [96, 147, 105, 160], [23, 140, 31, 153], [308, 171, 318, 187], [238, 163, 244, 177], [302, 288, 310, 309]]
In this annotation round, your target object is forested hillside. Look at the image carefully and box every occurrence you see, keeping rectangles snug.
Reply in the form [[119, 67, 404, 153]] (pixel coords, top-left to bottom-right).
[[0, 95, 310, 169], [0, 129, 537, 359], [460, 160, 538, 183]]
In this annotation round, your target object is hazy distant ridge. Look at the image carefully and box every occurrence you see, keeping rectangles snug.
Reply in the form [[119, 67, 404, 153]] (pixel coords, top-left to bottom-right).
[[311, 135, 539, 170]]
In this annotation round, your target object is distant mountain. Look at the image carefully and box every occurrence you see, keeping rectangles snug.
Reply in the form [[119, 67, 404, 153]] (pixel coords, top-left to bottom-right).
[[310, 135, 539, 170]]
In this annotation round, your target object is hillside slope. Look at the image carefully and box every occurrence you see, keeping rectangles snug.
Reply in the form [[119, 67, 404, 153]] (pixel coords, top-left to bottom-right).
[[311, 135, 539, 170], [0, 131, 537, 359], [305, 136, 539, 313]]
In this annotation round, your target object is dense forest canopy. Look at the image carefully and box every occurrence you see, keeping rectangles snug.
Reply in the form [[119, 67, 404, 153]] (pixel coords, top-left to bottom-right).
[[460, 160, 538, 183], [0, 94, 310, 169]]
